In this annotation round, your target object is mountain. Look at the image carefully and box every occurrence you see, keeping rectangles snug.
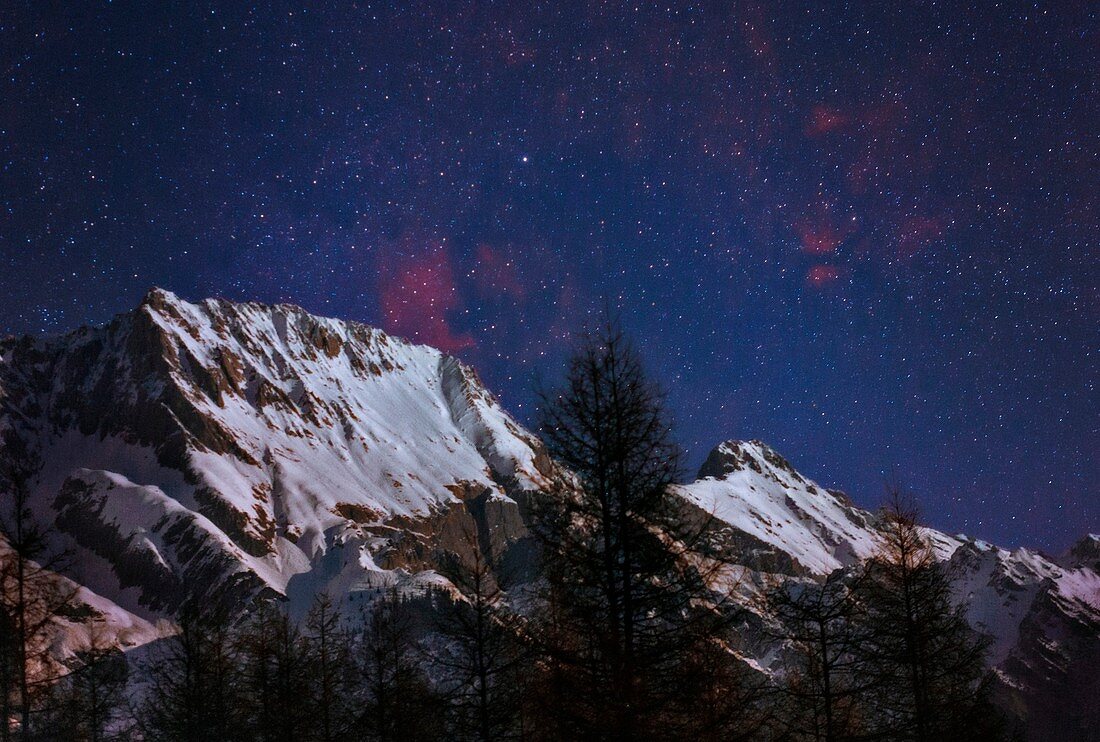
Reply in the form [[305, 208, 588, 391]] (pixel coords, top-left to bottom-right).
[[1, 290, 1096, 737], [0, 288, 555, 622], [680, 440, 1100, 737]]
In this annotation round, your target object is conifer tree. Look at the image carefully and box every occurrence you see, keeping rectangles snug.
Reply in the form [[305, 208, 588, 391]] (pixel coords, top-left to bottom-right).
[[355, 591, 442, 742], [47, 627, 130, 742], [764, 571, 871, 742], [434, 525, 526, 741], [236, 604, 312, 742], [0, 603, 18, 742], [136, 608, 243, 742], [855, 493, 1002, 741], [303, 593, 357, 742], [0, 441, 76, 741], [531, 318, 742, 740]]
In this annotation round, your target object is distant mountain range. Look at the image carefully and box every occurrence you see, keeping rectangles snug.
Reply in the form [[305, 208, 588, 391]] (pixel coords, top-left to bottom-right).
[[1, 289, 1096, 738]]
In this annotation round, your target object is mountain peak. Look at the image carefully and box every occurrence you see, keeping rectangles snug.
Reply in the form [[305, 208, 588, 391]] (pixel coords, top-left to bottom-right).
[[1061, 533, 1100, 572], [1, 292, 1096, 738], [140, 285, 181, 305], [138, 286, 198, 320], [1, 290, 553, 614], [697, 439, 802, 482]]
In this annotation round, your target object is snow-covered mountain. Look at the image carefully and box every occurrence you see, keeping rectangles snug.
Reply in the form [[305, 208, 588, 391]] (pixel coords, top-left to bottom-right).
[[0, 288, 553, 624], [1, 290, 1095, 736], [680, 440, 1100, 738]]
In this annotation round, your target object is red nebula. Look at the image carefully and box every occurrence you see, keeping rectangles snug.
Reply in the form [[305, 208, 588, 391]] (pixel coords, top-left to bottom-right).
[[795, 219, 846, 255], [806, 265, 842, 287], [378, 244, 475, 353], [794, 207, 855, 256], [806, 105, 850, 137]]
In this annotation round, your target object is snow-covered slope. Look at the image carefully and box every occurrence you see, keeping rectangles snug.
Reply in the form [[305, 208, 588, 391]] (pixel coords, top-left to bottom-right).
[[678, 439, 1100, 738], [0, 288, 554, 620], [0, 532, 166, 669], [681, 440, 883, 575], [0, 291, 1094, 737]]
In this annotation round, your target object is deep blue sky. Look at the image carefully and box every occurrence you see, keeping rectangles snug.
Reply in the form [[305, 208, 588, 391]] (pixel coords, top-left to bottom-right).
[[1, 2, 1095, 551]]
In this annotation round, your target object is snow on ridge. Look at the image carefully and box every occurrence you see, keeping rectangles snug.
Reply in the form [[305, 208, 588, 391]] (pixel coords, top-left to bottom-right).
[[679, 440, 1100, 674], [5, 290, 1096, 692], [130, 287, 546, 524], [3, 287, 553, 622], [681, 440, 882, 575]]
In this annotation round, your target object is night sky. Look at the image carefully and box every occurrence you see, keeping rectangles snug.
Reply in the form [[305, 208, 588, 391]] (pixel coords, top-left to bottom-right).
[[1, 2, 1095, 551]]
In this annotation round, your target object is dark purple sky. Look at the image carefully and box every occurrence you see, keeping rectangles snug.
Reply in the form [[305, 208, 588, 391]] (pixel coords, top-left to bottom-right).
[[1, 2, 1095, 551]]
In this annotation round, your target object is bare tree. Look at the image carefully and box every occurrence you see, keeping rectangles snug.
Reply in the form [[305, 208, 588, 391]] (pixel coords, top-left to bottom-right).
[[0, 603, 16, 741], [236, 603, 312, 742], [355, 591, 442, 742], [764, 571, 871, 742], [46, 625, 130, 742], [0, 440, 75, 741], [136, 608, 242, 742], [303, 593, 356, 742]]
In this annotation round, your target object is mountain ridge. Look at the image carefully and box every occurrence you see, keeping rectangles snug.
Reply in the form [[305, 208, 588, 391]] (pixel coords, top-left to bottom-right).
[[0, 289, 1095, 737]]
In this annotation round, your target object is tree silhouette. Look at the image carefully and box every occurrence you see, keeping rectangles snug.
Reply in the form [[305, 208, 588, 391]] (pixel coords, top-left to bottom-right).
[[303, 593, 357, 742], [434, 524, 527, 740], [47, 626, 130, 742], [0, 439, 76, 741], [764, 570, 871, 741], [855, 491, 1002, 741], [236, 603, 312, 742], [531, 318, 746, 740], [136, 608, 243, 741], [355, 591, 442, 742]]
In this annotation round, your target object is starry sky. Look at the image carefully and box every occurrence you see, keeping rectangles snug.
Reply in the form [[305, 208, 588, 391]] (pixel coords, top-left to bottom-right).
[[1, 2, 1096, 551]]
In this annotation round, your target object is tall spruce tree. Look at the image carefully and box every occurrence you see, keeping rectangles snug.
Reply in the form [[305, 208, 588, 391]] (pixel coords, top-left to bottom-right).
[[855, 493, 1002, 741], [531, 319, 740, 740]]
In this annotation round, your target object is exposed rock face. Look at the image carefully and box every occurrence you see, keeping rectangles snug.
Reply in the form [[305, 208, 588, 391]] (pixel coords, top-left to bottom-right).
[[0, 291, 1095, 739], [1061, 533, 1100, 572], [0, 288, 554, 622]]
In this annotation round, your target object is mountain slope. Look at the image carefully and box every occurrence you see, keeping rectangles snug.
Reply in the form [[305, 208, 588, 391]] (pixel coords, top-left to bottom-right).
[[0, 291, 1095, 737], [680, 439, 1100, 738], [0, 288, 554, 618]]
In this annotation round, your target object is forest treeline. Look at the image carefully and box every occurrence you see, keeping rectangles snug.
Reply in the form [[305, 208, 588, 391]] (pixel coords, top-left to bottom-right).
[[1, 323, 1013, 741]]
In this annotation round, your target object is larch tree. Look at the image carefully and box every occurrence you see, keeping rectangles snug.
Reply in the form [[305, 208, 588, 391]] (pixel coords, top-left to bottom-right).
[[355, 590, 443, 742], [303, 592, 357, 742], [136, 608, 243, 742], [764, 570, 872, 742], [0, 439, 76, 742], [47, 626, 130, 742], [433, 524, 527, 741], [530, 318, 743, 740], [855, 492, 1003, 741], [235, 603, 312, 742]]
